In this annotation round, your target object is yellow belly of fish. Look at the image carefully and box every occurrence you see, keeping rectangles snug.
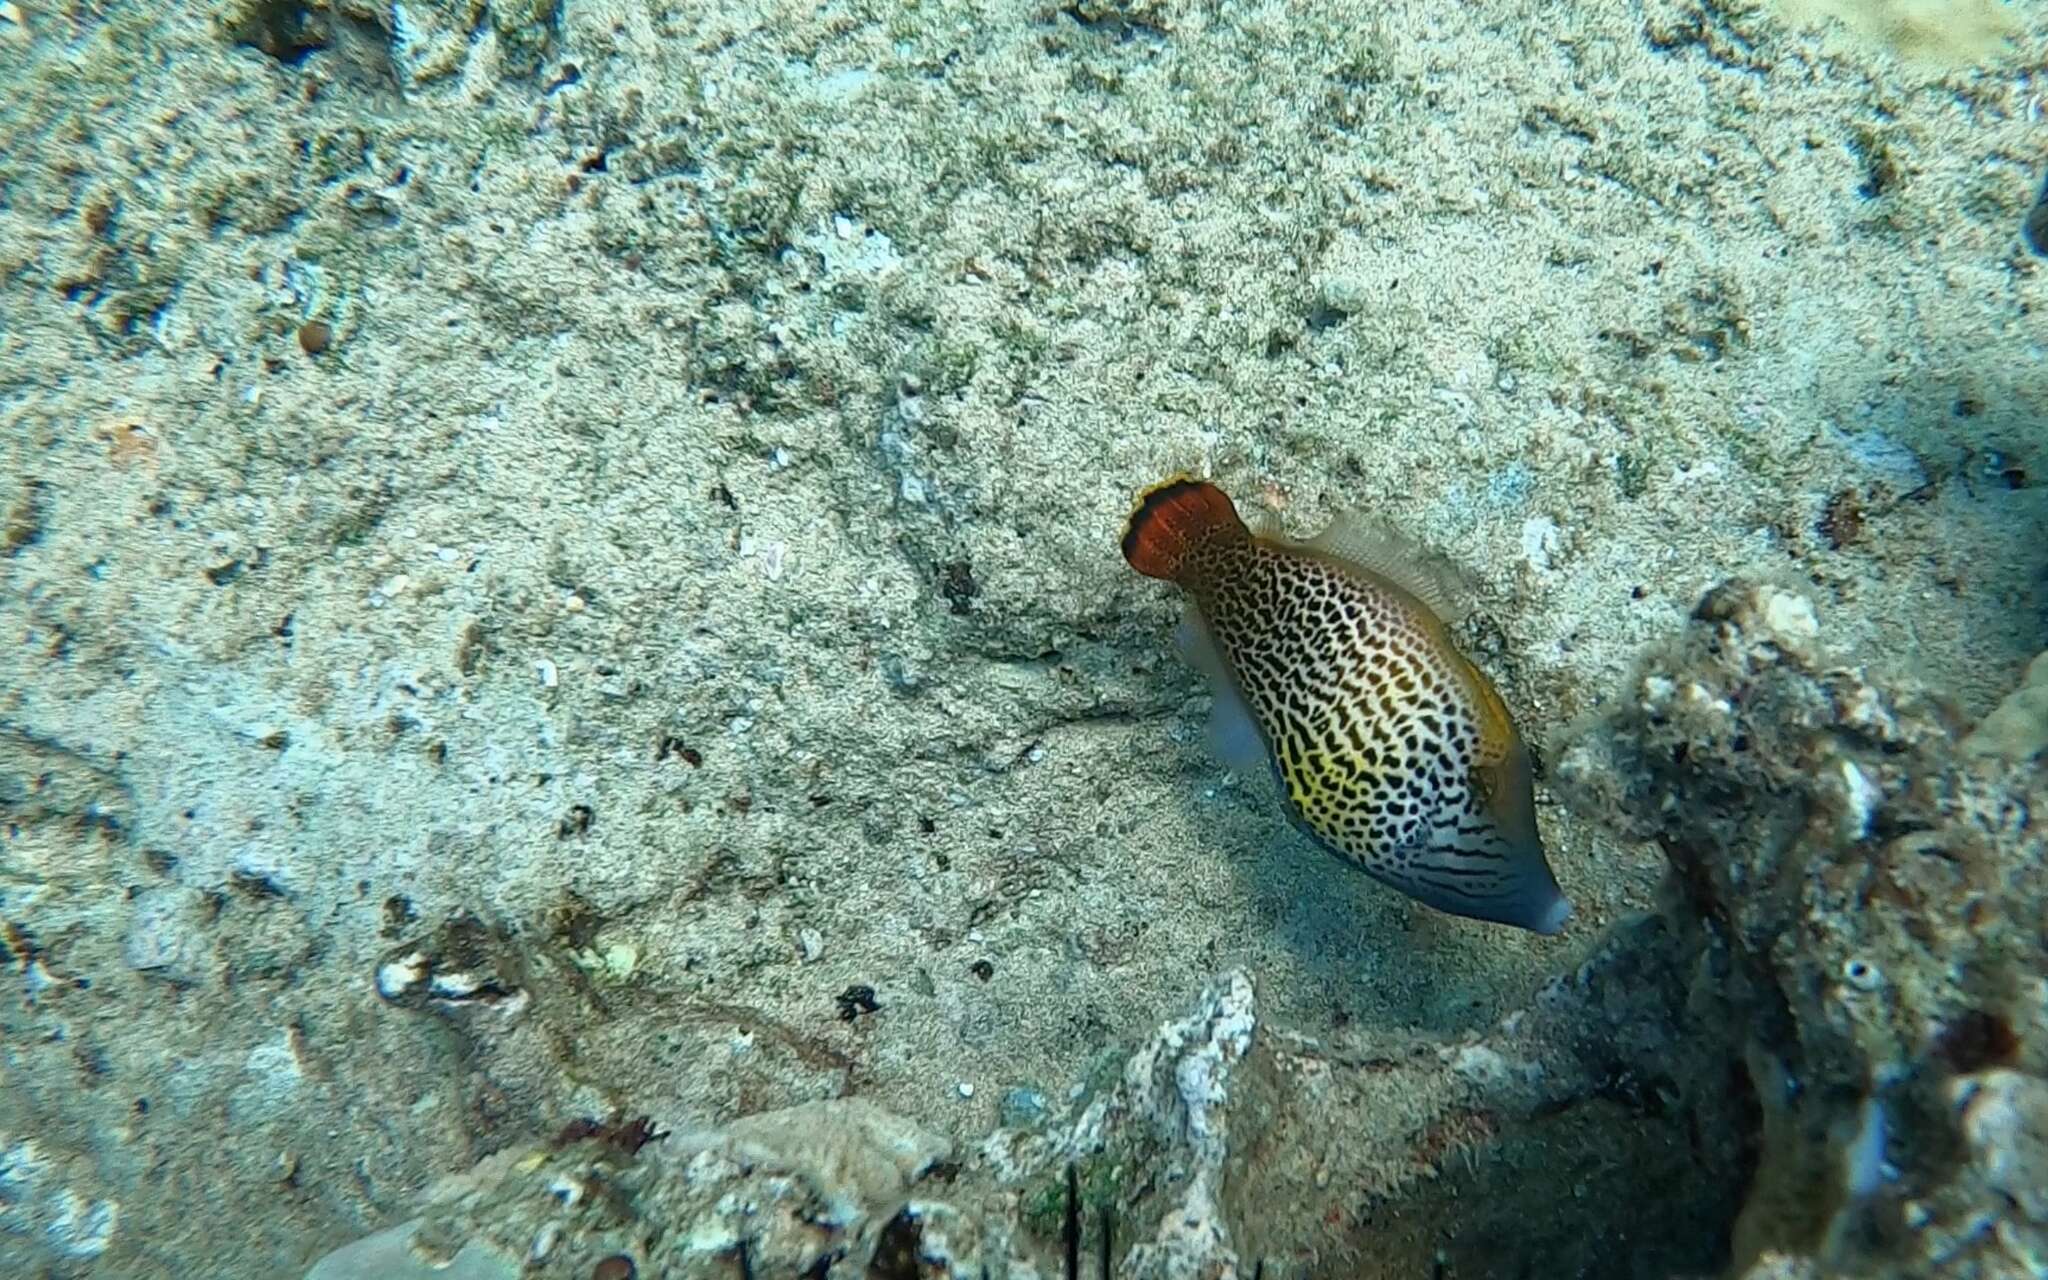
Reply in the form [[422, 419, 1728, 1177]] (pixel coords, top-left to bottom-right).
[[1268, 708, 1445, 867]]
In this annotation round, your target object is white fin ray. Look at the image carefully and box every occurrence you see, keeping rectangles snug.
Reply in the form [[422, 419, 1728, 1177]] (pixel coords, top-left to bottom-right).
[[1244, 505, 1284, 539]]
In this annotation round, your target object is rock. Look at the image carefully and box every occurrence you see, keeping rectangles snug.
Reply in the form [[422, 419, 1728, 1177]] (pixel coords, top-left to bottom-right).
[[0, 1136, 121, 1265], [873, 1200, 1045, 1280], [1961, 650, 2048, 763], [983, 929, 1740, 1278], [720, 1098, 951, 1215], [304, 1221, 518, 1280], [997, 1085, 1049, 1129], [300, 1099, 985, 1279], [122, 887, 210, 982], [1118, 970, 1254, 1279], [307, 581, 2048, 1280], [373, 914, 528, 1017], [1954, 1070, 2048, 1225], [1556, 579, 2048, 1280]]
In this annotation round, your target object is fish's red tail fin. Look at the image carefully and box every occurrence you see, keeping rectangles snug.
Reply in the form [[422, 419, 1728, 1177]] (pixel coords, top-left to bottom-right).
[[1121, 476, 1247, 583]]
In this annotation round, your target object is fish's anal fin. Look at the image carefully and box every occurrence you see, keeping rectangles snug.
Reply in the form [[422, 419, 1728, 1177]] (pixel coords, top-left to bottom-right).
[[1297, 510, 1473, 626], [1171, 605, 1216, 676], [1176, 607, 1269, 773]]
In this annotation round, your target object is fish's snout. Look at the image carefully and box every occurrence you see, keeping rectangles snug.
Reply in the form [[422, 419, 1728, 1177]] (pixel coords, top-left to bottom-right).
[[1505, 838, 1573, 935], [1470, 829, 1572, 935], [1528, 891, 1573, 936]]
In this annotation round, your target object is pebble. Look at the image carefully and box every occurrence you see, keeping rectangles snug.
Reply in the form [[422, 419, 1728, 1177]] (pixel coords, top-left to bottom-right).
[[124, 889, 198, 977], [600, 943, 638, 979], [998, 1085, 1048, 1128], [429, 971, 486, 1000], [529, 1222, 560, 1261], [375, 952, 428, 1000], [1520, 516, 1561, 573]]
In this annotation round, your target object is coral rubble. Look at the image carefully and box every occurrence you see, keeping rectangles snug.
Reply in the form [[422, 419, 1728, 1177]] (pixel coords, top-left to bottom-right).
[[306, 581, 2047, 1278], [1556, 581, 2048, 1278]]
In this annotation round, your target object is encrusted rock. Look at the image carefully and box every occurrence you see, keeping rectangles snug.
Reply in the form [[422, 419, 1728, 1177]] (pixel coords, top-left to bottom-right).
[[983, 938, 1737, 1278], [301, 1099, 984, 1279], [373, 913, 528, 1017], [1556, 579, 2048, 1279], [1962, 650, 2048, 764], [1120, 969, 1255, 1278]]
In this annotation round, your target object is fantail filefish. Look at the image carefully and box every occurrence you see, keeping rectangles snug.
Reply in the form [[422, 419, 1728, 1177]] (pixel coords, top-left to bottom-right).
[[1121, 476, 1572, 934]]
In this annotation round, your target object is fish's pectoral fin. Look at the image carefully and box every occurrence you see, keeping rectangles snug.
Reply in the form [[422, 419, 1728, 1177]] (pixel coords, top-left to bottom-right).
[[1205, 674, 1269, 773], [1295, 510, 1474, 625], [1172, 604, 1220, 679], [1176, 605, 1270, 773]]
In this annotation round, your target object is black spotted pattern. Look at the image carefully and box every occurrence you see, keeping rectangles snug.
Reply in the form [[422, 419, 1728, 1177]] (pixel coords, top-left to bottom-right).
[[1189, 537, 1529, 910]]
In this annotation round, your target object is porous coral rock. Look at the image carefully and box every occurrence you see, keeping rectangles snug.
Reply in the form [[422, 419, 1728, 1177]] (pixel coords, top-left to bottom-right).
[[1556, 579, 2048, 1279], [301, 1098, 983, 1279]]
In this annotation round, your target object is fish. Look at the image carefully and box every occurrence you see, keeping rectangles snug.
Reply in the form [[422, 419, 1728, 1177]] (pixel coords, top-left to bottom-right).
[[1120, 475, 1572, 934]]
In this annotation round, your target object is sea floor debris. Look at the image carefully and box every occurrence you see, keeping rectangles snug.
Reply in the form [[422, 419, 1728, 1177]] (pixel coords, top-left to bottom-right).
[[5, 0, 2047, 1274], [300, 580, 2047, 1279]]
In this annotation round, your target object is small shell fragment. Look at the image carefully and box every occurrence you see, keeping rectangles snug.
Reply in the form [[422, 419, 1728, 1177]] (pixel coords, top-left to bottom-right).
[[375, 953, 428, 1000]]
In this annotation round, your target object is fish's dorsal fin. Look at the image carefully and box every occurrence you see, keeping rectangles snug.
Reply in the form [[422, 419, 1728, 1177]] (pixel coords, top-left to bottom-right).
[[1296, 510, 1474, 625]]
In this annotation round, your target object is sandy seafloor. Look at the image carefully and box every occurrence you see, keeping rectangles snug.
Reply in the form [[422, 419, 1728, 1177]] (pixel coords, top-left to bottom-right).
[[1, 0, 2044, 1273]]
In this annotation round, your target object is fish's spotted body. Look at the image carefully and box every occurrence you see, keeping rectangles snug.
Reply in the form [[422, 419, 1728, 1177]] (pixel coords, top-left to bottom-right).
[[1123, 475, 1571, 934]]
